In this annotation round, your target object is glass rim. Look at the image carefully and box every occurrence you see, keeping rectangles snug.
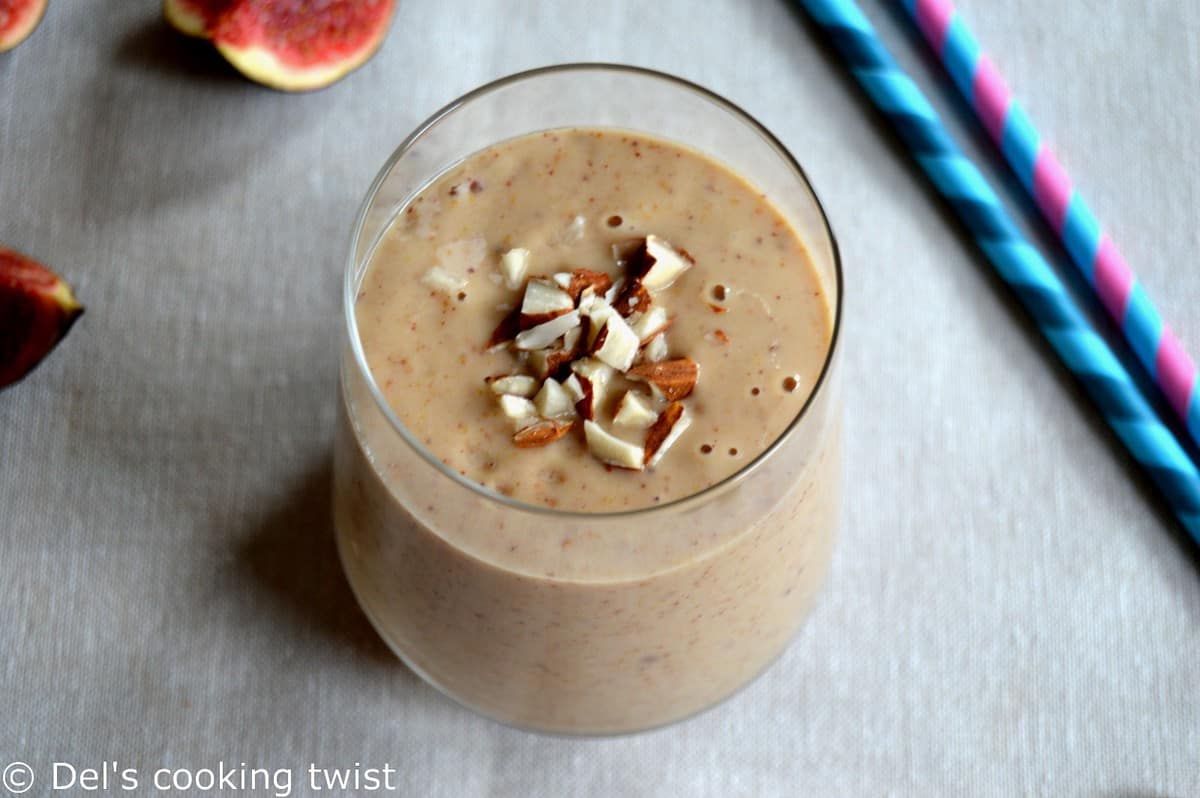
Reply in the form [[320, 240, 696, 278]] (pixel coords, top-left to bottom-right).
[[343, 62, 845, 520]]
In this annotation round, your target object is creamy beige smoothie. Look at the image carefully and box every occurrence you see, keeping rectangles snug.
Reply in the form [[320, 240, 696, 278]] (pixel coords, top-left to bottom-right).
[[336, 126, 841, 734]]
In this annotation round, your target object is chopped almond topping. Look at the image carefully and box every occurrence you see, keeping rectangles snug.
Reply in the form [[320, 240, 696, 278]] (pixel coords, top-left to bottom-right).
[[642, 334, 669, 363], [591, 314, 640, 372], [487, 307, 522, 349], [488, 374, 540, 397], [612, 279, 651, 317], [627, 358, 699, 401], [514, 310, 580, 350], [562, 324, 582, 355], [589, 325, 608, 356], [519, 279, 574, 328], [613, 390, 659, 430], [562, 373, 586, 403], [535, 377, 576, 418], [526, 348, 553, 379], [514, 419, 575, 448], [630, 306, 672, 343], [542, 349, 576, 379], [498, 394, 539, 429], [580, 295, 615, 347], [574, 375, 596, 420], [644, 402, 691, 467], [563, 269, 614, 302], [641, 235, 694, 291], [500, 248, 531, 290], [570, 357, 616, 385], [584, 420, 645, 470], [571, 360, 614, 420], [603, 277, 624, 305], [479, 235, 701, 466]]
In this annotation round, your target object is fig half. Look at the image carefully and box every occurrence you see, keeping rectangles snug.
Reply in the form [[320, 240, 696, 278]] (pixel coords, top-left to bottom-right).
[[0, 245, 83, 390], [165, 0, 397, 92], [0, 0, 48, 52]]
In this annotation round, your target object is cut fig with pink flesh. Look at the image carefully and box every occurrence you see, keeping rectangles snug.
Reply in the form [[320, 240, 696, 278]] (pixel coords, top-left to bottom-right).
[[208, 0, 397, 92], [0, 246, 83, 390], [0, 0, 48, 52]]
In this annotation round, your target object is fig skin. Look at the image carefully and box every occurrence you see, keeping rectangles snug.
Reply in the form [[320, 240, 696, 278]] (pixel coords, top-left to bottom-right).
[[0, 0, 49, 52], [0, 246, 83, 390]]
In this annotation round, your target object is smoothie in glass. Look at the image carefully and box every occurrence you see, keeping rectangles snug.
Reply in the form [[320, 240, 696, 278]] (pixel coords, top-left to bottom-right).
[[334, 66, 842, 735]]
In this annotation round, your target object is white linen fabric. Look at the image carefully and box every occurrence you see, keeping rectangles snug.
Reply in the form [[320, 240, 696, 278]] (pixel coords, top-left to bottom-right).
[[1, 1, 1196, 795]]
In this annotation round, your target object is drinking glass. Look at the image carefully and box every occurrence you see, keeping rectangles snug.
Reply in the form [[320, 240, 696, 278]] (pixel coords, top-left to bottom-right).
[[334, 64, 844, 735]]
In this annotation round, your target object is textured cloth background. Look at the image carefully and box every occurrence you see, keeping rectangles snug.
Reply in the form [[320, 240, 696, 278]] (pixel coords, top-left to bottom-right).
[[2, 1, 1198, 795]]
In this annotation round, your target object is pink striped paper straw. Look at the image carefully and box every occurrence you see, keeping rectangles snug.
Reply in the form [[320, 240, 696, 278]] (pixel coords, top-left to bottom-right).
[[903, 0, 1200, 451]]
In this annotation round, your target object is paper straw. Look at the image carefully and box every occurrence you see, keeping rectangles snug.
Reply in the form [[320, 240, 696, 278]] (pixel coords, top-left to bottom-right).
[[902, 0, 1200, 452], [797, 0, 1200, 541]]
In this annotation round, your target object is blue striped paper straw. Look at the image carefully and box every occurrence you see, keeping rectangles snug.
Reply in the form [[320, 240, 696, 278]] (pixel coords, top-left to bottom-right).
[[900, 0, 1200, 454], [798, 0, 1200, 540]]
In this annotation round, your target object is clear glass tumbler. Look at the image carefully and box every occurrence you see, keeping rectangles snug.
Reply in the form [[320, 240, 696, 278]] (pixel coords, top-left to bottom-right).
[[334, 64, 844, 735]]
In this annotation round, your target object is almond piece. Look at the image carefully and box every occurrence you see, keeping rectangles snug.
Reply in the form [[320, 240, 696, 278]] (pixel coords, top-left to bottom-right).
[[488, 375, 539, 397], [545, 350, 576, 379], [640, 235, 694, 291], [422, 265, 468, 295], [626, 358, 699, 401], [500, 248, 531, 290], [581, 296, 615, 347], [612, 279, 651, 317], [527, 346, 576, 379], [526, 348, 552, 378], [513, 419, 575, 448], [574, 375, 596, 420], [520, 279, 574, 328], [604, 277, 624, 305], [514, 310, 580, 350], [630, 306, 671, 343], [613, 391, 659, 430], [644, 402, 691, 467], [563, 269, 613, 303], [584, 420, 645, 470], [570, 360, 614, 420], [487, 307, 522, 349], [592, 313, 640, 372], [535, 377, 576, 418], [577, 284, 598, 310], [542, 325, 585, 379], [642, 334, 669, 363], [571, 357, 617, 385], [562, 373, 586, 403], [498, 395, 539, 429], [562, 324, 582, 355]]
